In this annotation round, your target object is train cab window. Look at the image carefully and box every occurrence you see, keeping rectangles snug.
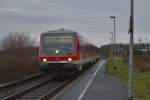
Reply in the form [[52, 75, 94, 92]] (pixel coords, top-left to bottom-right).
[[42, 35, 74, 55]]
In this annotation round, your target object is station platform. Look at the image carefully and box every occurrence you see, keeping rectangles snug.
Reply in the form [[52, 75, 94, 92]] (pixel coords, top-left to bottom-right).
[[52, 60, 127, 100]]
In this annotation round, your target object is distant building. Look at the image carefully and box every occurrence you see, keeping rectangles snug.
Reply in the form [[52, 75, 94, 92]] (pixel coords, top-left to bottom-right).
[[138, 43, 150, 52]]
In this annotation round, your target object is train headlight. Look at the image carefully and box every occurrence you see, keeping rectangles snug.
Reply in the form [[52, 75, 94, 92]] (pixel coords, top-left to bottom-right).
[[55, 50, 59, 54], [68, 58, 72, 61], [43, 58, 47, 62]]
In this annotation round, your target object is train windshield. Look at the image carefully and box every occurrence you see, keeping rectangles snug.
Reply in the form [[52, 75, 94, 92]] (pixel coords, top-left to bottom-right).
[[42, 35, 73, 55]]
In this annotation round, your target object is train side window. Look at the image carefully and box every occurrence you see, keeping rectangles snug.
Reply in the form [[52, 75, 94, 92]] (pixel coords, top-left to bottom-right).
[[77, 39, 79, 51]]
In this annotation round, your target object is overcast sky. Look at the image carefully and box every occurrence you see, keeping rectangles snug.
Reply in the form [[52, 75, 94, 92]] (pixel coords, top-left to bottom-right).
[[0, 0, 150, 46]]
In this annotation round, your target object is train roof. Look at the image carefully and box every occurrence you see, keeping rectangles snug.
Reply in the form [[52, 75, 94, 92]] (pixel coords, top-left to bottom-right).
[[41, 29, 76, 37], [41, 29, 97, 47]]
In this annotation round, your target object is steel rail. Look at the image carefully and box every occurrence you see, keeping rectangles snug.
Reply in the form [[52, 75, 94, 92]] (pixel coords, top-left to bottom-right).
[[2, 77, 53, 100], [39, 80, 72, 100], [0, 73, 44, 90]]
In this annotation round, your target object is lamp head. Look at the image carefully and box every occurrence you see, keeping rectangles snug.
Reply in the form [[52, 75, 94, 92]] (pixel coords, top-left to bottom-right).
[[110, 16, 115, 19]]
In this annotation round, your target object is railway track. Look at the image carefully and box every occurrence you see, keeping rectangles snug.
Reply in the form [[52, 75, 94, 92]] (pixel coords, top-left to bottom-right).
[[0, 73, 44, 90], [0, 72, 79, 100], [0, 62, 96, 100], [3, 78, 70, 100], [0, 73, 52, 100]]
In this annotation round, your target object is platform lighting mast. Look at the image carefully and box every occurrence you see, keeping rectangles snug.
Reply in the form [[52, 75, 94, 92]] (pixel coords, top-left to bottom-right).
[[109, 32, 114, 66], [128, 0, 134, 100], [110, 16, 116, 68]]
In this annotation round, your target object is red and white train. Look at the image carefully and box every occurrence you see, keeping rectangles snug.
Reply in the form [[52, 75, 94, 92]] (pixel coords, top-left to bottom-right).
[[39, 29, 100, 73]]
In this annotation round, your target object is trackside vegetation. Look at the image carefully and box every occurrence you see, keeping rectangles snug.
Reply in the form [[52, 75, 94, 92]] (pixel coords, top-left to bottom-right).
[[105, 57, 150, 100], [0, 32, 40, 84]]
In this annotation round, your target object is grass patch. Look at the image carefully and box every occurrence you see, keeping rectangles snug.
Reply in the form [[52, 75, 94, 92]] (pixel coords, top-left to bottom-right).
[[105, 57, 128, 84], [134, 71, 150, 100], [105, 57, 150, 100]]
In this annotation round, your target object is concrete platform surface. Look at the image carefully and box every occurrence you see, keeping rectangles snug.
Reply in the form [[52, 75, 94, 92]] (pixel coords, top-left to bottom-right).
[[52, 60, 127, 100]]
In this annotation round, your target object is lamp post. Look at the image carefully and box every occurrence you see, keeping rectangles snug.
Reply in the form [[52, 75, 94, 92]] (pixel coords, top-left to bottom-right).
[[109, 38, 112, 56], [109, 32, 114, 66], [128, 0, 134, 100], [110, 16, 116, 68]]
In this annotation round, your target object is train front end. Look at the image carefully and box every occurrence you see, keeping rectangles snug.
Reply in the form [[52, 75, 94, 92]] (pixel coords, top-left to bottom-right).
[[39, 29, 79, 73]]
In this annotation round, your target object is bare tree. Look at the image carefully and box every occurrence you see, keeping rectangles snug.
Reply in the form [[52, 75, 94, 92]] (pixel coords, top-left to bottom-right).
[[0, 32, 35, 50], [0, 33, 39, 82]]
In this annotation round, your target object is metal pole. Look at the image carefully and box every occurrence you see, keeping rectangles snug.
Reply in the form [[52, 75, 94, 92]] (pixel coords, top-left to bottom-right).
[[110, 32, 114, 66], [128, 0, 134, 99], [114, 17, 116, 67], [110, 16, 116, 68], [109, 38, 112, 56]]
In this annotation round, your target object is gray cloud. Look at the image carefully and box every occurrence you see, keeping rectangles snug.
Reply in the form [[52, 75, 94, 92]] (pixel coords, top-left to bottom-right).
[[0, 0, 150, 46]]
